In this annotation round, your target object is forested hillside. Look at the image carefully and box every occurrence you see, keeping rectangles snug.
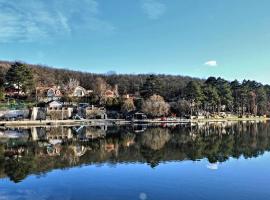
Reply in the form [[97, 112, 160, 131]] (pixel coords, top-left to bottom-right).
[[0, 60, 200, 100], [1, 60, 270, 117]]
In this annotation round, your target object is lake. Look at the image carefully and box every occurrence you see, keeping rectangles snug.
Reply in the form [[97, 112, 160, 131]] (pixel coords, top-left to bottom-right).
[[0, 122, 270, 200]]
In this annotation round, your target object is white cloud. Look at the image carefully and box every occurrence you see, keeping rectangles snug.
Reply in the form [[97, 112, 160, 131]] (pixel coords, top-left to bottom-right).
[[142, 0, 166, 20], [207, 163, 219, 170], [204, 60, 218, 67], [0, 0, 115, 43]]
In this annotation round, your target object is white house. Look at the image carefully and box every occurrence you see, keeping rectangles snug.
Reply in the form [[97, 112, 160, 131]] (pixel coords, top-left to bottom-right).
[[47, 87, 62, 101], [47, 100, 63, 108], [72, 86, 92, 97]]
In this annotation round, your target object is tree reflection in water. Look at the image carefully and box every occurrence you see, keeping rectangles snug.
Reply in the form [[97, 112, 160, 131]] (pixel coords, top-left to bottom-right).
[[0, 121, 270, 182]]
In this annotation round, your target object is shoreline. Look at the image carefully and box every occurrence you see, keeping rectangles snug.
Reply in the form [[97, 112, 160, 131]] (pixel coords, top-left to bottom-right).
[[0, 117, 269, 127]]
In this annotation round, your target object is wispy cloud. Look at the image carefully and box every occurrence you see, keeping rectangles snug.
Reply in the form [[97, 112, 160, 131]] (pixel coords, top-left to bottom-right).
[[141, 0, 166, 20], [204, 60, 218, 67], [0, 0, 115, 43], [0, 189, 72, 200]]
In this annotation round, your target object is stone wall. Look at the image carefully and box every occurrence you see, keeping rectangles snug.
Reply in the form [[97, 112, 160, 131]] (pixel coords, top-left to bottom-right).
[[31, 107, 46, 120], [46, 107, 73, 120], [80, 107, 107, 119]]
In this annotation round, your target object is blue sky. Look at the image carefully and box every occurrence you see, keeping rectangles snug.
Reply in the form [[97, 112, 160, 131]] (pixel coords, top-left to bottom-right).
[[0, 0, 270, 83]]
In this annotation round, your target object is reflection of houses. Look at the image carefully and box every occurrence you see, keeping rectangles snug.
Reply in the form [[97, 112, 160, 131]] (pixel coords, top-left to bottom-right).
[[85, 126, 106, 139], [70, 145, 87, 157], [0, 129, 29, 140], [45, 127, 73, 140], [105, 142, 119, 155], [4, 147, 26, 157], [47, 144, 61, 156], [74, 126, 106, 141], [31, 127, 74, 141], [121, 134, 136, 147], [133, 124, 147, 133]]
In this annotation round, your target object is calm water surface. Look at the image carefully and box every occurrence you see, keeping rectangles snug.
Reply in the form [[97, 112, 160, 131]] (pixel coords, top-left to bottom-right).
[[1, 122, 270, 200]]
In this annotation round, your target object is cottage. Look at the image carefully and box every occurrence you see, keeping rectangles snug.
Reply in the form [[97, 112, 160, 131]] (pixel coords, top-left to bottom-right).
[[72, 86, 87, 97], [126, 111, 147, 120], [36, 86, 62, 102], [5, 85, 25, 97], [104, 85, 119, 98], [47, 100, 63, 108], [105, 90, 115, 98], [122, 94, 131, 99], [47, 87, 62, 100]]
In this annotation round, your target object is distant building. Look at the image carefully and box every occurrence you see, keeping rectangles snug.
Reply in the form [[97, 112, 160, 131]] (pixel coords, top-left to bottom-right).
[[5, 84, 25, 97], [71, 86, 92, 97], [104, 90, 115, 98], [126, 111, 147, 120], [36, 85, 93, 102], [78, 105, 107, 119], [47, 100, 63, 108], [122, 94, 135, 100], [47, 87, 62, 101], [104, 85, 119, 99], [36, 86, 62, 102]]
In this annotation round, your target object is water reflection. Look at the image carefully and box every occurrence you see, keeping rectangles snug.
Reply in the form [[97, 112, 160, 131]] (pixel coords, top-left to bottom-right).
[[0, 121, 270, 183]]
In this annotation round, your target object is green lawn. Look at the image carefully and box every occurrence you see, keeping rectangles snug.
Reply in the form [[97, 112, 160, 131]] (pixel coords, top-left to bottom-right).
[[0, 100, 36, 110]]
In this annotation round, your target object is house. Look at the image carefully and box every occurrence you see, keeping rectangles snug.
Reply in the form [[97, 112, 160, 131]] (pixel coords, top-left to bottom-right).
[[5, 85, 25, 97], [122, 94, 135, 100], [105, 90, 115, 98], [47, 100, 63, 108], [72, 86, 89, 97], [47, 87, 62, 100], [104, 85, 119, 99], [126, 111, 147, 120], [63, 86, 92, 98], [36, 86, 62, 102]]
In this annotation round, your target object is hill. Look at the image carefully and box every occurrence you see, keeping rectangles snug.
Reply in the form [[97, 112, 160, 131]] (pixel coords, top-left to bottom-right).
[[0, 60, 201, 100]]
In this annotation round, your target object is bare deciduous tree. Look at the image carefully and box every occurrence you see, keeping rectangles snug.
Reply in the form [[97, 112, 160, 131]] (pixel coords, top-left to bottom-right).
[[93, 77, 108, 98], [142, 94, 170, 117], [121, 98, 136, 113]]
